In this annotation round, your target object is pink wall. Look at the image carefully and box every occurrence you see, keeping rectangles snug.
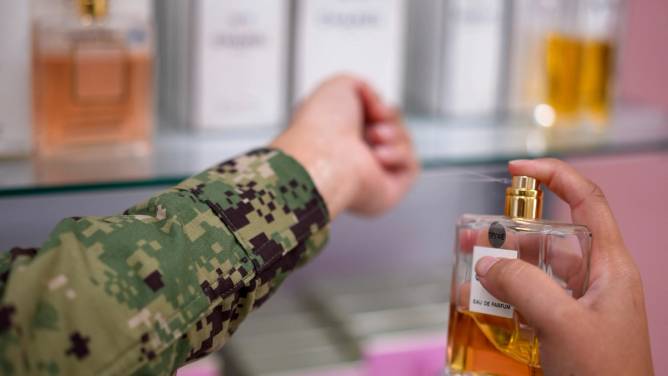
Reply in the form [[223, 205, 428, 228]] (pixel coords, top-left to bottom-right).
[[611, 2, 668, 370], [550, 152, 668, 374], [619, 0, 668, 109]]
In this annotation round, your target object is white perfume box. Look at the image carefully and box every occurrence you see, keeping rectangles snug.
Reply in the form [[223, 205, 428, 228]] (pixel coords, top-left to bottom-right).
[[294, 0, 406, 105], [404, 0, 446, 115], [191, 0, 289, 129], [0, 0, 31, 156], [440, 0, 507, 118]]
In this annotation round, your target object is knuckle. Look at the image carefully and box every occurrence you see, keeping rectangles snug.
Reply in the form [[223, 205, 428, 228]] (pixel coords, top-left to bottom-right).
[[614, 258, 642, 285], [588, 181, 607, 202], [543, 157, 563, 166], [541, 158, 567, 172]]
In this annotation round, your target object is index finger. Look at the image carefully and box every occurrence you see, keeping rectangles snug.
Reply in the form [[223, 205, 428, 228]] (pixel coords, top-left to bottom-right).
[[508, 158, 623, 251], [357, 81, 394, 124]]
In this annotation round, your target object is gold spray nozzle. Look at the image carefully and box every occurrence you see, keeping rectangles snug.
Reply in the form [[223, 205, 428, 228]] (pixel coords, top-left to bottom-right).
[[78, 0, 108, 20], [505, 176, 543, 220]]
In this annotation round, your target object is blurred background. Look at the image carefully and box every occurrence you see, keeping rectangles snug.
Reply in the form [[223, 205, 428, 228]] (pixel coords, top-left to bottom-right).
[[0, 0, 667, 375]]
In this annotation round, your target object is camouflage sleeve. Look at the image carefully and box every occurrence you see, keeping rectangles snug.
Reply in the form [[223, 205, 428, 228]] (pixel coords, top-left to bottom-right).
[[0, 148, 330, 376]]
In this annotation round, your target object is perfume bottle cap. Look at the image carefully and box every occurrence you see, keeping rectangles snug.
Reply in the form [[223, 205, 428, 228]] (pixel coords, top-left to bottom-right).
[[505, 176, 543, 220], [78, 0, 108, 20]]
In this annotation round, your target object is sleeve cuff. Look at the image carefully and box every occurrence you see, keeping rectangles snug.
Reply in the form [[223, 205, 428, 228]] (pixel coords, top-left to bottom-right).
[[185, 148, 330, 274]]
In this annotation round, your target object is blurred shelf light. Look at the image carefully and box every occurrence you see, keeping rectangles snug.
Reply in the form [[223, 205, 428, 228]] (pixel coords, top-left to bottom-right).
[[533, 104, 557, 128]]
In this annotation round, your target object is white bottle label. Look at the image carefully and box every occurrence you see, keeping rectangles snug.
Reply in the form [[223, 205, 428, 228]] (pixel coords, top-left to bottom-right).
[[469, 246, 517, 319]]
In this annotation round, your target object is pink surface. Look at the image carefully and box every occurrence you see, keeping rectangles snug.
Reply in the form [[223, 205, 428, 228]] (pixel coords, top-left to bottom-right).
[[363, 335, 446, 376], [175, 357, 221, 376], [550, 152, 668, 374], [301, 369, 364, 376], [619, 0, 668, 109]]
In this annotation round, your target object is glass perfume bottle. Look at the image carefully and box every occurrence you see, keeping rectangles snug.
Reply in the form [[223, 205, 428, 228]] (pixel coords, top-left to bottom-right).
[[578, 0, 621, 126], [539, 0, 620, 127], [33, 0, 153, 156], [446, 176, 591, 375], [543, 0, 582, 125]]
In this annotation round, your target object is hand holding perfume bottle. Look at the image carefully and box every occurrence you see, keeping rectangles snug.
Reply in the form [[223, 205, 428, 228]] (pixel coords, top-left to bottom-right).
[[475, 159, 654, 375]]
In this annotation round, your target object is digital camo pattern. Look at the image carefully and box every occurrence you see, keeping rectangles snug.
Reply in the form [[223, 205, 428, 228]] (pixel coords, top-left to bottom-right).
[[0, 149, 330, 375]]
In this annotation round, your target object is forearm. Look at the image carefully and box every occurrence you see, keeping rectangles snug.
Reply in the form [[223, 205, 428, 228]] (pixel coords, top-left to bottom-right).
[[0, 149, 330, 375]]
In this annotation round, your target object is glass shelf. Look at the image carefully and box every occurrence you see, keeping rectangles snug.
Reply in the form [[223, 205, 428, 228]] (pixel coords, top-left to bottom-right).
[[1, 105, 667, 197]]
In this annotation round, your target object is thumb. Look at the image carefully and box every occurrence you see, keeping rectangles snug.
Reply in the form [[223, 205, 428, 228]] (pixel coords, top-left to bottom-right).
[[476, 257, 579, 336]]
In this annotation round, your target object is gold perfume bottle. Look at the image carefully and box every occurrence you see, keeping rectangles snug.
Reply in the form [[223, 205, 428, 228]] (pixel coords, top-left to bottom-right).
[[544, 34, 614, 126], [446, 177, 591, 375], [33, 0, 153, 156], [542, 0, 619, 126]]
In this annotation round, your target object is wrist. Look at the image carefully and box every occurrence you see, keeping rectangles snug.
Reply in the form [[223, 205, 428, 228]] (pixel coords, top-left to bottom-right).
[[270, 132, 359, 220]]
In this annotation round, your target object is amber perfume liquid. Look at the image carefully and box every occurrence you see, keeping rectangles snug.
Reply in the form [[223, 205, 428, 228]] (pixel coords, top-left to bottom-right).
[[34, 50, 152, 154], [446, 177, 591, 376], [579, 40, 614, 124], [448, 305, 541, 375], [544, 33, 614, 126], [545, 33, 583, 123]]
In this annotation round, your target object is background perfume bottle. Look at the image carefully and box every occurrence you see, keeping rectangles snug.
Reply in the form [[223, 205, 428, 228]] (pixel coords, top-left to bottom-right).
[[0, 0, 31, 158], [446, 177, 591, 375], [538, 0, 621, 127], [33, 0, 153, 156], [578, 0, 621, 126]]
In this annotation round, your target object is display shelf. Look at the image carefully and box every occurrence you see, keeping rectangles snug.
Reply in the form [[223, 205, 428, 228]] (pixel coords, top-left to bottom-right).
[[1, 106, 667, 197]]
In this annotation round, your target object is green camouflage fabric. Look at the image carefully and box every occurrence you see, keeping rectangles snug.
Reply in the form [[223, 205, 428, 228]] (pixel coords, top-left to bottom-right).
[[0, 148, 330, 375]]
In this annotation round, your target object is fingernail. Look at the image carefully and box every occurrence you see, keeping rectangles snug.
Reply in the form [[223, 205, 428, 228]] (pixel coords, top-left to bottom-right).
[[476, 256, 500, 277], [509, 159, 530, 165]]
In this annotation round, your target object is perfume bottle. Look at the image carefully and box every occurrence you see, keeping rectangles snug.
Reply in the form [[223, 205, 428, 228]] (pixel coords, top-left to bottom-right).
[[539, 0, 620, 127], [33, 0, 153, 156], [578, 0, 621, 126], [446, 176, 591, 375], [543, 0, 582, 125]]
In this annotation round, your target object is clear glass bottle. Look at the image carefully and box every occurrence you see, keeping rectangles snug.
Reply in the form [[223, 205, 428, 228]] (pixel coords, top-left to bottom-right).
[[543, 0, 583, 126], [446, 176, 591, 375], [537, 0, 621, 127], [33, 0, 153, 156], [577, 0, 622, 126]]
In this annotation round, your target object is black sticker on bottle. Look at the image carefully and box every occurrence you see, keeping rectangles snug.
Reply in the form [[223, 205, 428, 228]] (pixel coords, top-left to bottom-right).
[[488, 221, 506, 248]]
